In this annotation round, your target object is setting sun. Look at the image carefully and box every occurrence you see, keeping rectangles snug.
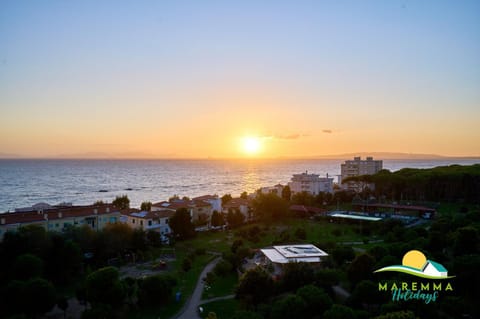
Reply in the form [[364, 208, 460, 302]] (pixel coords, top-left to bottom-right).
[[242, 137, 262, 155]]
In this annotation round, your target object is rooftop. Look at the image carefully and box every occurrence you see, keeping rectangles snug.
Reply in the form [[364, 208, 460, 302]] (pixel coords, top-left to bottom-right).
[[329, 212, 382, 221], [260, 244, 328, 264]]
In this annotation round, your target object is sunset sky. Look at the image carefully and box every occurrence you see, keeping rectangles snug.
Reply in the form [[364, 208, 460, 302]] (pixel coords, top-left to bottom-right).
[[1, 1, 479, 158]]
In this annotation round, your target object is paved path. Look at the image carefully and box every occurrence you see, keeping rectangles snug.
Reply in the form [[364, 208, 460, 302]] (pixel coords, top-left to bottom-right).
[[173, 256, 221, 319], [201, 294, 235, 304], [332, 285, 351, 301]]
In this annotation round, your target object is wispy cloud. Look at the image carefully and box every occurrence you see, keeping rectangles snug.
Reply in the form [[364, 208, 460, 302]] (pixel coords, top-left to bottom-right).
[[322, 129, 333, 134], [259, 132, 309, 140]]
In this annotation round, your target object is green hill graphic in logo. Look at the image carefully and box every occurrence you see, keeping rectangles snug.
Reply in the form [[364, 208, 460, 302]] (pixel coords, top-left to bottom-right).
[[374, 250, 455, 279]]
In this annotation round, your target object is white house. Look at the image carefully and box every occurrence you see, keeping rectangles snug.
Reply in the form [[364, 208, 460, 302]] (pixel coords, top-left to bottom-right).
[[259, 184, 284, 197], [193, 195, 222, 213], [288, 172, 333, 195], [422, 260, 448, 277], [122, 209, 174, 243]]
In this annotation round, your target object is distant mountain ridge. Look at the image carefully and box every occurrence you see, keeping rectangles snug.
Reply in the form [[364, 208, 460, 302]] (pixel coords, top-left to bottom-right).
[[1, 151, 479, 160], [314, 152, 456, 160]]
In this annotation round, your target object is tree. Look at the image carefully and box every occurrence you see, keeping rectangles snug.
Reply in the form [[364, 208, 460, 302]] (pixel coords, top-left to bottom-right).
[[12, 254, 43, 280], [236, 267, 274, 308], [182, 258, 192, 272], [57, 297, 69, 319], [147, 230, 161, 247], [85, 267, 125, 307], [347, 253, 375, 286], [45, 235, 82, 285], [137, 275, 176, 306], [291, 191, 315, 206], [222, 194, 233, 205], [211, 210, 225, 227], [297, 284, 333, 317], [140, 201, 152, 211], [373, 310, 416, 319], [281, 185, 291, 201], [281, 262, 315, 292], [101, 223, 134, 258], [24, 278, 57, 317], [132, 229, 147, 252], [331, 246, 355, 266], [454, 226, 479, 256], [112, 195, 130, 209], [232, 311, 263, 319], [352, 280, 385, 305], [240, 191, 248, 199], [323, 304, 356, 319], [227, 209, 245, 228], [271, 294, 306, 319], [169, 208, 195, 240], [206, 312, 217, 319], [232, 310, 263, 319], [252, 193, 289, 221]]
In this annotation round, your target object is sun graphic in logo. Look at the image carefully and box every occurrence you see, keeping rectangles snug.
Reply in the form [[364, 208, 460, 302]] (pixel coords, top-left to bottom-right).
[[402, 250, 427, 270], [374, 250, 453, 279]]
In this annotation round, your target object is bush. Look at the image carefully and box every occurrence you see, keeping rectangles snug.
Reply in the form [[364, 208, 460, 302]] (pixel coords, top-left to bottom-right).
[[137, 275, 176, 306], [294, 228, 307, 240], [182, 258, 192, 272], [213, 259, 233, 276]]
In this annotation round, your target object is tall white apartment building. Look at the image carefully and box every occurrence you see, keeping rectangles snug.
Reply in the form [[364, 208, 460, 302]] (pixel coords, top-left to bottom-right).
[[288, 172, 334, 195], [340, 156, 383, 192]]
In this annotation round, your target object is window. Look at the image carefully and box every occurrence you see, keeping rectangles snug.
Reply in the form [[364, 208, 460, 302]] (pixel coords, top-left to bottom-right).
[[148, 220, 152, 226], [132, 219, 135, 224], [140, 220, 143, 226]]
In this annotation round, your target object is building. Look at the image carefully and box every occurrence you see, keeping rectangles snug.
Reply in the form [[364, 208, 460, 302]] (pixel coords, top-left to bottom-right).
[[259, 184, 284, 197], [260, 244, 329, 264], [288, 172, 334, 195], [222, 197, 252, 221], [0, 203, 121, 240], [121, 209, 174, 242], [152, 197, 215, 225], [192, 195, 222, 213], [422, 260, 448, 278], [340, 156, 383, 192]]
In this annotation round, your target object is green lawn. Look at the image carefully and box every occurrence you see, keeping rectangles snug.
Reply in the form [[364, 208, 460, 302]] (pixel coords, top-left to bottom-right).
[[199, 298, 240, 319], [128, 217, 385, 319], [202, 273, 238, 300]]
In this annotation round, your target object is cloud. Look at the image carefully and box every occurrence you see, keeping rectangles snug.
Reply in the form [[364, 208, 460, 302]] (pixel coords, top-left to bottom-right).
[[322, 129, 333, 134], [259, 132, 309, 140], [275, 133, 301, 140]]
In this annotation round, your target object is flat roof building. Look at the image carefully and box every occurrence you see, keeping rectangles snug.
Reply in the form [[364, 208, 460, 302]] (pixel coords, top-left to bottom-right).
[[288, 172, 334, 195], [260, 244, 328, 264], [340, 156, 383, 192]]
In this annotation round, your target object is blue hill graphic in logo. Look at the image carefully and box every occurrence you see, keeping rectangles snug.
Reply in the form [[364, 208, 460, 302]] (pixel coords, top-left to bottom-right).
[[374, 250, 455, 279]]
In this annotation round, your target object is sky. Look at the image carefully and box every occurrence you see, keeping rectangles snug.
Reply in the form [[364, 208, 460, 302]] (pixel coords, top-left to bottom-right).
[[1, 0, 479, 158]]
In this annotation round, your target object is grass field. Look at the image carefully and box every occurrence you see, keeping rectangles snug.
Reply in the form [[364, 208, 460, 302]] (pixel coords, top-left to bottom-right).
[[129, 216, 387, 318], [202, 273, 238, 300]]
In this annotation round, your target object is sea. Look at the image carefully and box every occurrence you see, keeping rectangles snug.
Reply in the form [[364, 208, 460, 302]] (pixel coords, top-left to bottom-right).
[[1, 158, 479, 213]]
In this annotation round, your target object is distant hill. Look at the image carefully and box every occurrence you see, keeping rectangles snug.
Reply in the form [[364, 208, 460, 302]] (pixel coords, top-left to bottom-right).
[[0, 152, 21, 158], [313, 152, 478, 160]]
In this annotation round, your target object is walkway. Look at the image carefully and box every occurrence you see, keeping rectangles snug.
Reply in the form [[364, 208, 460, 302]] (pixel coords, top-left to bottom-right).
[[173, 256, 221, 319]]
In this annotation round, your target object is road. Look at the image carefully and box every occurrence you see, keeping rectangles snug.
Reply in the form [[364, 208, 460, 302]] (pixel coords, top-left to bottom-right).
[[173, 256, 221, 319]]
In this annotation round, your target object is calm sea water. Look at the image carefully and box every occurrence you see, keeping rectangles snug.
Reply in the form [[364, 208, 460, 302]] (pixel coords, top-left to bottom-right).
[[0, 158, 479, 212]]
